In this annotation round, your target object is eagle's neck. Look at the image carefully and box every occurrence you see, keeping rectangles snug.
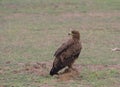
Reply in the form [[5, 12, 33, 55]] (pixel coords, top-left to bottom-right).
[[73, 36, 80, 41], [72, 34, 80, 40], [73, 38, 80, 42]]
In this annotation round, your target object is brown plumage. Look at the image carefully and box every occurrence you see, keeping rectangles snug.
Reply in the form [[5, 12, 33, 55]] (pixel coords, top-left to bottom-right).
[[50, 30, 82, 76]]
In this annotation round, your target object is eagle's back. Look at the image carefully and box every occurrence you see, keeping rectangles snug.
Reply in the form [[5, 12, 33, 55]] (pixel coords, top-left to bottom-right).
[[59, 40, 82, 66]]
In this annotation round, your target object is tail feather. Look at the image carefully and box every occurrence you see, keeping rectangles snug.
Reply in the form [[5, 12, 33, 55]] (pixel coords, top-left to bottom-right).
[[50, 65, 65, 76]]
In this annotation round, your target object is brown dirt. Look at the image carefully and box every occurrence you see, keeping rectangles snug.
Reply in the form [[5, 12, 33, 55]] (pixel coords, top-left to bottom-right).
[[13, 61, 51, 76], [4, 11, 120, 21], [60, 12, 120, 18], [38, 84, 55, 87], [0, 70, 4, 74], [0, 86, 4, 87], [74, 64, 120, 74], [57, 68, 80, 81], [11, 61, 120, 81], [58, 12, 120, 23]]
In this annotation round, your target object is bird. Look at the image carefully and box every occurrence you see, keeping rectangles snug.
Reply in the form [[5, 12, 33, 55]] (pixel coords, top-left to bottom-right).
[[50, 30, 82, 76]]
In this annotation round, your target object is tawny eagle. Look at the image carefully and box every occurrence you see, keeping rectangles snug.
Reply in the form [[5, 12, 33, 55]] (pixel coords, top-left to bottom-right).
[[50, 30, 82, 76]]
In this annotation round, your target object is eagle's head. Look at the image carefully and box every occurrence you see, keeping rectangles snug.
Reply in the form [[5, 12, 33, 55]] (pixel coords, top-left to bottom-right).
[[68, 30, 80, 40]]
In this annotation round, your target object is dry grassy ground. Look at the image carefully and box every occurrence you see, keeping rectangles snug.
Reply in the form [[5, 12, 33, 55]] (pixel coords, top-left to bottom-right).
[[0, 0, 120, 87]]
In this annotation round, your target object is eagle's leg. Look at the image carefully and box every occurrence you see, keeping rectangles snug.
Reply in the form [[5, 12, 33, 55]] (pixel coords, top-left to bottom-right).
[[68, 64, 74, 72], [68, 59, 77, 72], [68, 65, 78, 73]]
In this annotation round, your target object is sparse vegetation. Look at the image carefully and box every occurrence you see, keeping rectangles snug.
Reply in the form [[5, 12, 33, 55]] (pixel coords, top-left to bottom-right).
[[0, 0, 120, 87]]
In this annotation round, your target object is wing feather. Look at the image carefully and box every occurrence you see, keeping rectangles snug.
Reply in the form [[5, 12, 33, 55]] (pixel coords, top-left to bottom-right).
[[54, 39, 74, 57]]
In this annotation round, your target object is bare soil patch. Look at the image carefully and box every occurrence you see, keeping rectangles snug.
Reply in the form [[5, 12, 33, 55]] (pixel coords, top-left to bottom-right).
[[57, 68, 80, 81], [10, 61, 120, 81], [60, 12, 120, 18], [13, 61, 51, 76]]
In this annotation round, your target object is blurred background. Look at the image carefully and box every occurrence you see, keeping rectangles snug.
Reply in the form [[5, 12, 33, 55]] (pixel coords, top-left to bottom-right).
[[0, 0, 120, 87]]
